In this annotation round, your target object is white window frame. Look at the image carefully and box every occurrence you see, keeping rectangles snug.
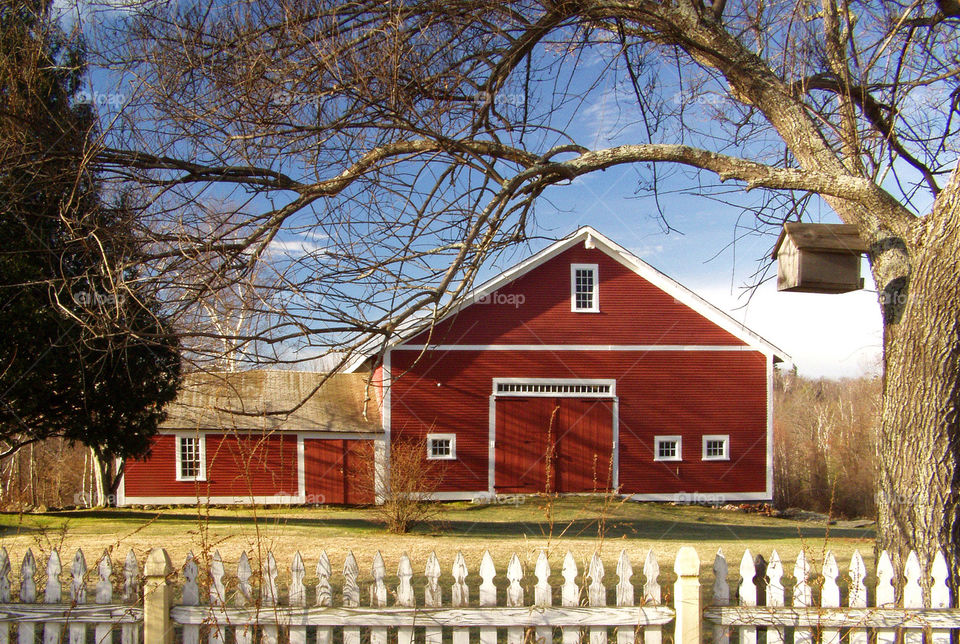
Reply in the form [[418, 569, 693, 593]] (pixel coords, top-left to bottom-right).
[[426, 433, 457, 461], [570, 263, 600, 312], [654, 435, 682, 462], [493, 378, 616, 398], [702, 435, 730, 461], [175, 433, 207, 481]]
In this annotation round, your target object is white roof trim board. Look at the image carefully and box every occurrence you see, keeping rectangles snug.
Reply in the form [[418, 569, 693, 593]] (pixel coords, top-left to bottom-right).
[[345, 226, 790, 371]]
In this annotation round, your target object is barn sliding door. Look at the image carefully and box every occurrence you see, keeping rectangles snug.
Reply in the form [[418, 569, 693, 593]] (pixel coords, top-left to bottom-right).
[[303, 439, 374, 505], [494, 396, 614, 494]]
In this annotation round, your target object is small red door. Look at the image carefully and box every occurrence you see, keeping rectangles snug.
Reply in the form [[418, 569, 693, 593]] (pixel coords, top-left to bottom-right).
[[495, 397, 614, 494], [304, 439, 374, 505]]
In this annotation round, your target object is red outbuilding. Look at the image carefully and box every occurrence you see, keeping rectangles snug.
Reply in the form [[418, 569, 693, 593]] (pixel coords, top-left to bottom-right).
[[120, 226, 786, 505]]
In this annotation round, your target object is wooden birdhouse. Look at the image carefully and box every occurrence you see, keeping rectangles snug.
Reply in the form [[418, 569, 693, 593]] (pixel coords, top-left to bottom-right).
[[772, 223, 868, 293]]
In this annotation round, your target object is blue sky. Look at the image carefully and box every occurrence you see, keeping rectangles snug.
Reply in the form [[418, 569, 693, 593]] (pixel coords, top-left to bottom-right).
[[73, 9, 886, 379]]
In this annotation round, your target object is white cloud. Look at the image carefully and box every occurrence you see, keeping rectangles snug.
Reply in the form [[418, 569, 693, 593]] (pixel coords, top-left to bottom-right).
[[692, 279, 882, 379]]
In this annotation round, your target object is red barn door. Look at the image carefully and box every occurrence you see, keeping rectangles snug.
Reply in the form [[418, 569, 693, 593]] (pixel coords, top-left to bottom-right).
[[495, 397, 614, 494], [304, 439, 374, 505]]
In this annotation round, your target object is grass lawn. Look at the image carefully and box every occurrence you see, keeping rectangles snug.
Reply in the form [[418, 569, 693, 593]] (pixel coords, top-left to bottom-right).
[[0, 498, 875, 586]]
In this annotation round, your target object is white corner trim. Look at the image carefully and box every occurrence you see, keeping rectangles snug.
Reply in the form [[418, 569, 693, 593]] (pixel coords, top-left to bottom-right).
[[653, 435, 683, 462], [173, 432, 207, 482], [487, 395, 496, 495], [297, 435, 306, 499], [766, 354, 774, 500], [627, 491, 771, 502], [396, 344, 764, 353], [701, 434, 731, 461], [570, 263, 600, 312], [426, 433, 457, 460]]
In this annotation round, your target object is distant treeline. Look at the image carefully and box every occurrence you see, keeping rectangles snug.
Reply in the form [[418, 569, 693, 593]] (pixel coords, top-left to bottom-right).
[[774, 369, 880, 519]]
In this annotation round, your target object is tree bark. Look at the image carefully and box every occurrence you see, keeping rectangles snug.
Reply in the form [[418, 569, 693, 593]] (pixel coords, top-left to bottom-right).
[[876, 165, 960, 590]]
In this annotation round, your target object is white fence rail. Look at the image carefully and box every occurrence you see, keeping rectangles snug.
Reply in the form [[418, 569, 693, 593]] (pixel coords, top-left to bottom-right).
[[0, 546, 957, 644]]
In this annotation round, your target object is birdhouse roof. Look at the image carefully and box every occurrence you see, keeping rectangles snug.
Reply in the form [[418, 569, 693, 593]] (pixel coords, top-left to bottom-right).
[[771, 223, 869, 259]]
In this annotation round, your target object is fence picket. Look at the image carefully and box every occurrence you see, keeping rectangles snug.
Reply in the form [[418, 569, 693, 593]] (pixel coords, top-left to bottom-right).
[[589, 553, 607, 644], [875, 551, 896, 644], [642, 549, 661, 644], [182, 553, 200, 644], [792, 551, 812, 644], [738, 551, 757, 644], [261, 553, 279, 644], [342, 552, 361, 644], [19, 550, 36, 644], [535, 551, 552, 644], [289, 552, 307, 644], [616, 550, 635, 644], [397, 554, 415, 644], [561, 551, 581, 644], [208, 551, 226, 644], [451, 552, 469, 644], [121, 550, 139, 644], [931, 551, 951, 644], [424, 553, 443, 644], [68, 550, 87, 644], [44, 549, 62, 644], [765, 551, 784, 644], [903, 551, 923, 644], [479, 551, 498, 644], [370, 552, 388, 644], [821, 552, 840, 644], [235, 552, 253, 644], [506, 554, 525, 644], [316, 551, 333, 644], [712, 549, 729, 644], [94, 552, 112, 644], [847, 551, 867, 644], [0, 548, 9, 644]]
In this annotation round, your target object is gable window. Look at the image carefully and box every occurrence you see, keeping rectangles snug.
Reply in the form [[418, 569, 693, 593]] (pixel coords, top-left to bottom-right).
[[176, 434, 206, 481], [654, 435, 682, 462], [571, 264, 599, 312], [427, 433, 456, 460], [702, 435, 730, 461]]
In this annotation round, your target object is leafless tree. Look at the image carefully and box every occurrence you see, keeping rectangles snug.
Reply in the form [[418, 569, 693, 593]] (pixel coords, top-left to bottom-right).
[[78, 0, 960, 580]]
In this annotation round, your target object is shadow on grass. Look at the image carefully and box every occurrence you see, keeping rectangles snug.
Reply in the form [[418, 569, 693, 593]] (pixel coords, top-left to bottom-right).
[[15, 508, 875, 542]]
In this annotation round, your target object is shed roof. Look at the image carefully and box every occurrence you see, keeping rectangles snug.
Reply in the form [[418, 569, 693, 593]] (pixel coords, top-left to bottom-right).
[[771, 223, 868, 259], [160, 370, 382, 433]]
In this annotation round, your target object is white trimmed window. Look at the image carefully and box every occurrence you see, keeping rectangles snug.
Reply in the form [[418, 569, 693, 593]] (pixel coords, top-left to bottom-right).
[[176, 434, 206, 481], [427, 433, 456, 460], [654, 435, 682, 462], [571, 264, 599, 312], [702, 435, 730, 461]]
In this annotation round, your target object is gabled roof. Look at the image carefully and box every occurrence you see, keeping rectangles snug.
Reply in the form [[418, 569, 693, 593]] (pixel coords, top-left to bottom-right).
[[345, 226, 790, 370], [161, 370, 382, 433]]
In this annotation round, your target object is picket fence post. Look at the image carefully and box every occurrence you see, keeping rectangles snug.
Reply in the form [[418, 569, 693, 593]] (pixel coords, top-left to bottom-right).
[[143, 548, 173, 644], [673, 546, 701, 644]]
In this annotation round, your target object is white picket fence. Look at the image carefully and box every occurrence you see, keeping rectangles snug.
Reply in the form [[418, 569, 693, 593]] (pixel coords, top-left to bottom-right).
[[0, 546, 959, 644]]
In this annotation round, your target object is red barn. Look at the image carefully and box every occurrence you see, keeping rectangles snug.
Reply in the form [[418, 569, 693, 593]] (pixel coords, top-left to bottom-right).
[[120, 226, 786, 505], [348, 226, 787, 502], [119, 371, 382, 506]]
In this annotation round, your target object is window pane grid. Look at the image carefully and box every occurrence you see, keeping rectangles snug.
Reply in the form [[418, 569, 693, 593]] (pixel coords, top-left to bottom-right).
[[706, 440, 726, 457], [179, 437, 201, 478], [429, 439, 451, 458], [574, 268, 595, 309], [657, 440, 678, 459], [496, 383, 611, 394]]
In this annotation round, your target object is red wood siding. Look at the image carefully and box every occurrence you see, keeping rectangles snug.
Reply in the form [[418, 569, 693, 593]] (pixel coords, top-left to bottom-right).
[[404, 244, 745, 346], [390, 349, 767, 495], [495, 397, 614, 493], [304, 439, 374, 505], [124, 433, 298, 498]]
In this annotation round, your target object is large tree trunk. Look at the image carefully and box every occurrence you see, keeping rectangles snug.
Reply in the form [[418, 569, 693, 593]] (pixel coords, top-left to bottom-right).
[[876, 170, 960, 590]]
